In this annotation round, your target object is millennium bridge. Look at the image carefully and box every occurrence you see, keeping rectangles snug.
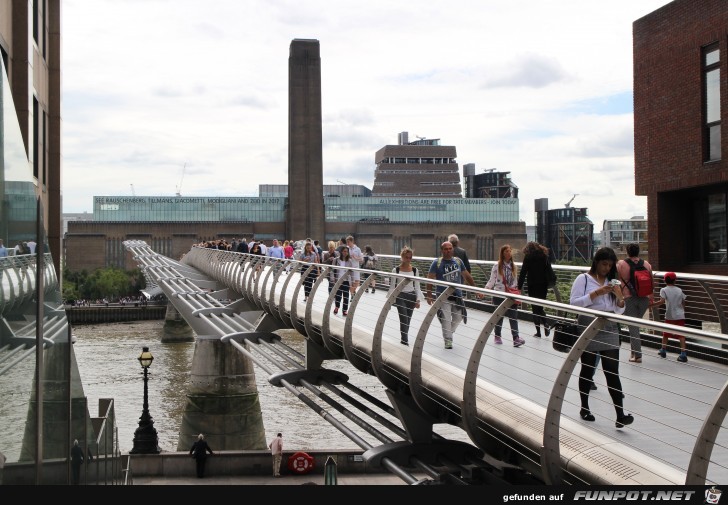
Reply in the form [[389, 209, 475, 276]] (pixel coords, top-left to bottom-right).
[[117, 240, 728, 486]]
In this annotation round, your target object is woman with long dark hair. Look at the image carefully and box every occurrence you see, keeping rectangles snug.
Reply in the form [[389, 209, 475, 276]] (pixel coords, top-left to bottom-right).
[[570, 247, 633, 428], [518, 241, 553, 337]]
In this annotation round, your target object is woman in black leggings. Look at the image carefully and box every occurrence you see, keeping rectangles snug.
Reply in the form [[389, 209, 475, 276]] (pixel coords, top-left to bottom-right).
[[570, 247, 634, 428], [518, 241, 553, 337]]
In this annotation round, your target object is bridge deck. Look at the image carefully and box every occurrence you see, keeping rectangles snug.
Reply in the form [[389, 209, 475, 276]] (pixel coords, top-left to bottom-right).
[[286, 281, 728, 484]]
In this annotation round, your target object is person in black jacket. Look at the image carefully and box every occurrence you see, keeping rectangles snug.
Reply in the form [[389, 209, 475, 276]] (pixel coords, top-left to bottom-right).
[[70, 439, 85, 485], [518, 241, 553, 338], [189, 433, 214, 478]]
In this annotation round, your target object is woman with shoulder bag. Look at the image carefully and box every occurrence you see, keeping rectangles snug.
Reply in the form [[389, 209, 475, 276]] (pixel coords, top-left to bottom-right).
[[484, 244, 525, 347], [569, 247, 633, 428]]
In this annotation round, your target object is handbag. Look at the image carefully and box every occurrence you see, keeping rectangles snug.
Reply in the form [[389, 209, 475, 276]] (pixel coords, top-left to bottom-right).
[[504, 285, 521, 305], [552, 322, 580, 353]]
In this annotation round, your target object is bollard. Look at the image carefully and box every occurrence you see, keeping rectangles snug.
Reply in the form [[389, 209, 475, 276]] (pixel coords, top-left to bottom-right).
[[324, 456, 337, 485]]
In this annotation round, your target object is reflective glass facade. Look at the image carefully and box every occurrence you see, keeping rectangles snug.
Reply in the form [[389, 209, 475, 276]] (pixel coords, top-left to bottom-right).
[[0, 51, 80, 484], [93, 195, 520, 223]]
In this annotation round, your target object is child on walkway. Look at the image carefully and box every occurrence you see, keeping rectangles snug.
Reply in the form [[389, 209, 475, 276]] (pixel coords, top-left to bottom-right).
[[653, 272, 688, 362]]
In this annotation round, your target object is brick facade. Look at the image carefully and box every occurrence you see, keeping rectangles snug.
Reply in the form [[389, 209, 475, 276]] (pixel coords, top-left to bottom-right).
[[65, 220, 527, 272], [634, 0, 728, 274]]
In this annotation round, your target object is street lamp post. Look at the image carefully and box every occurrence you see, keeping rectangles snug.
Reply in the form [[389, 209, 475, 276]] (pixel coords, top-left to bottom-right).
[[130, 346, 161, 454]]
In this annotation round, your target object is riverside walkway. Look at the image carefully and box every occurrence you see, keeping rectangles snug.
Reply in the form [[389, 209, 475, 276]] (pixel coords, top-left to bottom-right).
[[124, 241, 728, 486]]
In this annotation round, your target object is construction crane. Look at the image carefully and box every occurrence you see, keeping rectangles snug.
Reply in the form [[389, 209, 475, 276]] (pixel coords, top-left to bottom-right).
[[565, 194, 578, 208], [175, 163, 187, 197], [130, 184, 135, 196]]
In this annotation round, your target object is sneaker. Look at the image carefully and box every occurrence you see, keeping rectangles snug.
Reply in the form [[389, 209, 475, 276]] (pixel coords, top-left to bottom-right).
[[444, 341, 453, 349], [400, 340, 409, 346], [494, 336, 503, 345], [590, 383, 597, 391], [658, 348, 667, 358], [333, 307, 339, 315], [615, 413, 634, 429], [513, 337, 525, 348], [342, 310, 348, 316], [677, 353, 688, 363]]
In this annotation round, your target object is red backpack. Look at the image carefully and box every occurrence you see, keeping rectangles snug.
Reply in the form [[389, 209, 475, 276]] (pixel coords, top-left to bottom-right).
[[627, 259, 653, 297]]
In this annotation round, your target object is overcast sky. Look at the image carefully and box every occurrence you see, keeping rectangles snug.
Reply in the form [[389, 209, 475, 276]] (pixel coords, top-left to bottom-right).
[[61, 0, 672, 232]]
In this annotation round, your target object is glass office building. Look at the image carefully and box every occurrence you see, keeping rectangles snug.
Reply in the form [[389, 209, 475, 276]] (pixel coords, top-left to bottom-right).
[[93, 195, 520, 224]]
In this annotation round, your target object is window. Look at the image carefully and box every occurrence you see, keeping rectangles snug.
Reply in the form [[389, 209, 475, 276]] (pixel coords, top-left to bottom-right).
[[704, 44, 721, 162], [690, 191, 727, 263]]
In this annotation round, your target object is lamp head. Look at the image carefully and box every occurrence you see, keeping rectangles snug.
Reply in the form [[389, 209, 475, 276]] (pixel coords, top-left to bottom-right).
[[138, 346, 154, 368]]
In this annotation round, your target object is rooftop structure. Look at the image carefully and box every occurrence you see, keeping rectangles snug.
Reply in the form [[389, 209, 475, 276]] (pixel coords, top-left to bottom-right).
[[372, 132, 462, 197]]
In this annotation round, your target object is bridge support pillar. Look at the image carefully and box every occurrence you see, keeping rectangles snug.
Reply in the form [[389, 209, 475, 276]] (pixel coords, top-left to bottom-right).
[[176, 336, 266, 452], [162, 304, 194, 343]]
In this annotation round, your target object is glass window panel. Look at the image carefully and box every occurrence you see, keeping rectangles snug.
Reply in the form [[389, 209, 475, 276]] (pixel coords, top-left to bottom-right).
[[706, 47, 720, 66], [707, 68, 721, 123], [709, 124, 721, 161]]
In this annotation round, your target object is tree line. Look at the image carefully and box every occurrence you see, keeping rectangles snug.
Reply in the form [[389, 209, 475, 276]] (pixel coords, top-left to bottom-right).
[[63, 267, 146, 303]]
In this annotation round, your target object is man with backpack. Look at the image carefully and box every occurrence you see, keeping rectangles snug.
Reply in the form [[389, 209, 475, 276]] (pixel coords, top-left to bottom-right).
[[617, 243, 654, 363]]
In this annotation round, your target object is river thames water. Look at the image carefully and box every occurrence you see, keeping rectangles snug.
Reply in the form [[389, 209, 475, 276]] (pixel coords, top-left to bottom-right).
[[73, 320, 470, 453]]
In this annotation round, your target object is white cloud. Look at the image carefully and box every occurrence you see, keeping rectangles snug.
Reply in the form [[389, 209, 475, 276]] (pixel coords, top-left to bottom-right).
[[61, 0, 671, 231]]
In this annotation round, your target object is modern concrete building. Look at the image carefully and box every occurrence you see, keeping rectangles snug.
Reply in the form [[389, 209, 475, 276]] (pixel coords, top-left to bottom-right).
[[372, 132, 462, 197], [634, 0, 728, 274], [601, 216, 648, 260]]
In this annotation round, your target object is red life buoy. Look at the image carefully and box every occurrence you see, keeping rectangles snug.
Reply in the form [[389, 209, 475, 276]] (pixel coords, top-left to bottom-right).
[[287, 451, 315, 474]]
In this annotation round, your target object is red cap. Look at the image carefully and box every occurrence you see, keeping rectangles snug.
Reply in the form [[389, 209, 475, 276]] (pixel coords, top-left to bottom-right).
[[665, 272, 677, 282]]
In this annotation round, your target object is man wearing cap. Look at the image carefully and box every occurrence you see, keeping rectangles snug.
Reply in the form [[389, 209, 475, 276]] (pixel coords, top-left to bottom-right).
[[653, 272, 688, 362]]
